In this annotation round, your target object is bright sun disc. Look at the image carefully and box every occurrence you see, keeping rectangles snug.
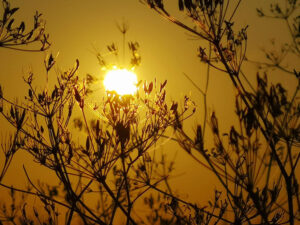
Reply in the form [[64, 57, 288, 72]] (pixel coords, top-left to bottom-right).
[[103, 68, 138, 95]]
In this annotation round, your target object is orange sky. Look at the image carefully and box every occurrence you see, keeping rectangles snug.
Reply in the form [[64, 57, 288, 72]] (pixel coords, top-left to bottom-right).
[[0, 0, 298, 220], [0, 0, 297, 116]]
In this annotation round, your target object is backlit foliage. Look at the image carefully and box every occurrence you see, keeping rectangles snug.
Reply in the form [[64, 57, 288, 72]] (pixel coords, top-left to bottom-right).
[[0, 0, 299, 224], [0, 0, 50, 51], [141, 0, 300, 224]]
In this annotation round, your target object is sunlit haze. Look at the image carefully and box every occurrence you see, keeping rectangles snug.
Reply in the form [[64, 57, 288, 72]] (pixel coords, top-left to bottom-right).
[[0, 1, 298, 224], [103, 68, 138, 95]]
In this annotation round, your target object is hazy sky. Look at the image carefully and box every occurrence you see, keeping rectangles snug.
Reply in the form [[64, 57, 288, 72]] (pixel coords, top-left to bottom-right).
[[0, 0, 294, 97], [0, 0, 298, 206]]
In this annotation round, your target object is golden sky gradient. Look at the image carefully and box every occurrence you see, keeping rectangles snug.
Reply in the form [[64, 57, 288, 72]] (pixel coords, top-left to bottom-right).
[[0, 1, 299, 223], [0, 0, 297, 115]]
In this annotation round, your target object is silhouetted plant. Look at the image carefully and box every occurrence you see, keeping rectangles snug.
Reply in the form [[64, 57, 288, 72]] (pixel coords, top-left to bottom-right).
[[140, 0, 300, 224], [0, 0, 299, 224], [0, 0, 50, 183], [0, 24, 195, 224], [0, 0, 50, 51]]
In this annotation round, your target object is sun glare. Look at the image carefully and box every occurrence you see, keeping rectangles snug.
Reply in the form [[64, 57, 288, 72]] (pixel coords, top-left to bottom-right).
[[103, 68, 138, 95]]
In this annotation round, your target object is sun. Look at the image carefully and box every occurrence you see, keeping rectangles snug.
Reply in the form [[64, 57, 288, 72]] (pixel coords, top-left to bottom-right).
[[103, 68, 138, 95]]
